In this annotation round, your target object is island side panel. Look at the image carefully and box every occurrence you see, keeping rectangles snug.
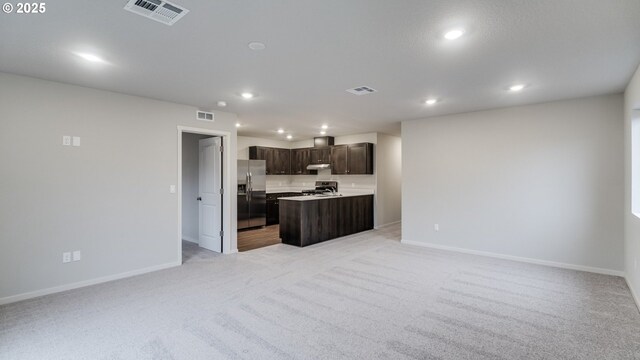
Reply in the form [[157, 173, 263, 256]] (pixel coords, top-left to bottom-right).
[[280, 200, 302, 246], [304, 199, 340, 247], [352, 195, 374, 234]]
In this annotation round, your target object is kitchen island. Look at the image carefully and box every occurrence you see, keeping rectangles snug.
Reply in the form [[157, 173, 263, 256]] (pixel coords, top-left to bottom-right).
[[279, 193, 374, 247]]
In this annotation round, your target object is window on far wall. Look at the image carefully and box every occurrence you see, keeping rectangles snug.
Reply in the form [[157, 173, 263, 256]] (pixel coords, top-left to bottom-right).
[[633, 110, 640, 217]]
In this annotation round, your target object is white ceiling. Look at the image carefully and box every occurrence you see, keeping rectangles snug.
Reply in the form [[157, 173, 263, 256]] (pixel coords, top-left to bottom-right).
[[1, 1, 639, 140]]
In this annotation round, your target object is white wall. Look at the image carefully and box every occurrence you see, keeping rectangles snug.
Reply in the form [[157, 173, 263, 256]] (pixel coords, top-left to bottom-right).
[[376, 133, 402, 226], [335, 133, 378, 146], [0, 72, 238, 303], [181, 133, 214, 243], [290, 133, 378, 148], [237, 135, 292, 159], [625, 64, 640, 300], [402, 94, 624, 273]]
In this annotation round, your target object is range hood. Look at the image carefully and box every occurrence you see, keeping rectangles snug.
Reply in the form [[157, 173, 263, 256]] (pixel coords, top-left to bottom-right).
[[306, 136, 334, 170], [307, 163, 331, 170]]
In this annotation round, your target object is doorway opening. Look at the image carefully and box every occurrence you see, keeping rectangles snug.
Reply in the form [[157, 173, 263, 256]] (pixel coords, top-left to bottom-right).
[[633, 109, 640, 218], [178, 126, 231, 264], [236, 159, 282, 252]]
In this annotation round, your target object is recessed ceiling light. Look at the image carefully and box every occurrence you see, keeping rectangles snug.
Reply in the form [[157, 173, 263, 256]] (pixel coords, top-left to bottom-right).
[[235, 123, 241, 128], [444, 29, 465, 40], [217, 101, 227, 107], [320, 130, 327, 135], [286, 135, 293, 140], [425, 98, 438, 106], [248, 42, 266, 51], [509, 84, 526, 92], [321, 124, 328, 130], [277, 129, 284, 134], [74, 52, 107, 64], [241, 92, 254, 99]]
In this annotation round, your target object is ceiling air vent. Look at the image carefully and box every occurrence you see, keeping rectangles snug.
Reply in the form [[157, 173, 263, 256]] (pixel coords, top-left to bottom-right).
[[346, 86, 377, 96], [196, 111, 214, 122], [124, 0, 189, 26]]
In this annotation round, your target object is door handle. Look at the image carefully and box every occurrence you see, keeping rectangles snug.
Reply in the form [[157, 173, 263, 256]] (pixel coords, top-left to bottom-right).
[[197, 197, 202, 201], [246, 172, 250, 201]]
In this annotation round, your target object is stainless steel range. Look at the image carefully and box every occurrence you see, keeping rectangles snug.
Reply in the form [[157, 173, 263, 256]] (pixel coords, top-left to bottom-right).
[[301, 181, 339, 196]]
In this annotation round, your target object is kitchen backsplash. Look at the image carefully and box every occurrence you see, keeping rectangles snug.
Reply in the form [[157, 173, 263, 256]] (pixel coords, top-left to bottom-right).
[[266, 169, 375, 192]]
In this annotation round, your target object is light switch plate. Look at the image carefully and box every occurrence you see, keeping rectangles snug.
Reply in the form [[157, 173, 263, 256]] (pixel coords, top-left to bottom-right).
[[72, 250, 81, 261], [169, 185, 176, 194], [72, 136, 81, 147], [62, 136, 71, 146], [62, 252, 71, 263]]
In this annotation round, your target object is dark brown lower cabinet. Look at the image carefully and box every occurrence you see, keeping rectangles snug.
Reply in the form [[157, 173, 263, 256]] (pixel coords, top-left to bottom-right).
[[266, 199, 279, 225], [266, 192, 303, 225], [279, 195, 374, 247]]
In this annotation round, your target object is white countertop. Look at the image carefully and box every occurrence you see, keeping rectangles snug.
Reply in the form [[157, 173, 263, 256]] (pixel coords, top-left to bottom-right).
[[279, 191, 373, 201], [266, 188, 304, 194], [268, 188, 374, 194]]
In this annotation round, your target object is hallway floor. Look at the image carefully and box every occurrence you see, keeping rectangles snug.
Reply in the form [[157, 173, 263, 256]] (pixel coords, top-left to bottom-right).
[[237, 225, 281, 252]]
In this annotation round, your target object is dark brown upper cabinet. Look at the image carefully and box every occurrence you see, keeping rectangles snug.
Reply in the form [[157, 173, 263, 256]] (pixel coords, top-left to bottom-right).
[[249, 146, 291, 175], [330, 145, 348, 174], [291, 148, 316, 175], [310, 147, 331, 164], [249, 142, 372, 176], [273, 148, 291, 175], [331, 143, 374, 175]]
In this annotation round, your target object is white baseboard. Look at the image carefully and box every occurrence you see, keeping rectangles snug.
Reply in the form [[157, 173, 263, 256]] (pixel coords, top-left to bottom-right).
[[182, 235, 198, 244], [225, 249, 239, 254], [400, 239, 624, 277], [626, 277, 640, 313], [0, 261, 182, 306], [375, 220, 401, 229]]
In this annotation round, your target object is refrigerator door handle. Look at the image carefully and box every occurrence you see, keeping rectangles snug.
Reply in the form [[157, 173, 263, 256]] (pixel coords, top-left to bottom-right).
[[246, 172, 250, 201]]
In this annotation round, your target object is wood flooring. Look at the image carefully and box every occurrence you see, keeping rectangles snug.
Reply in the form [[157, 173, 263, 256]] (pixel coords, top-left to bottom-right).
[[237, 224, 281, 252]]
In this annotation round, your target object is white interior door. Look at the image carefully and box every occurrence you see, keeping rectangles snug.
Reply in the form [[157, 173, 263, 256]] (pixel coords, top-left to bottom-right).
[[198, 137, 222, 252]]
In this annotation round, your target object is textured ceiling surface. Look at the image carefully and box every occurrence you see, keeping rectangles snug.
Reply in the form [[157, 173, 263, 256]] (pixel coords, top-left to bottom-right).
[[1, 0, 639, 139]]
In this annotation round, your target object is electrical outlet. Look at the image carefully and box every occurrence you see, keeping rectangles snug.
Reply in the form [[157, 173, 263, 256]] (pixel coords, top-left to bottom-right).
[[169, 185, 176, 193], [434, 224, 439, 232], [62, 136, 71, 146], [62, 252, 71, 263], [72, 250, 81, 262]]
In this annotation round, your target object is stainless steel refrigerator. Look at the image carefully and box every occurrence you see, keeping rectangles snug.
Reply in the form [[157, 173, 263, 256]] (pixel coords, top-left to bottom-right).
[[237, 160, 267, 229]]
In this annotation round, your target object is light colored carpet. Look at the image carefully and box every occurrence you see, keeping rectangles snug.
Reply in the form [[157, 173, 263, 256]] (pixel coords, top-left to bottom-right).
[[182, 240, 221, 264], [1, 224, 639, 359]]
